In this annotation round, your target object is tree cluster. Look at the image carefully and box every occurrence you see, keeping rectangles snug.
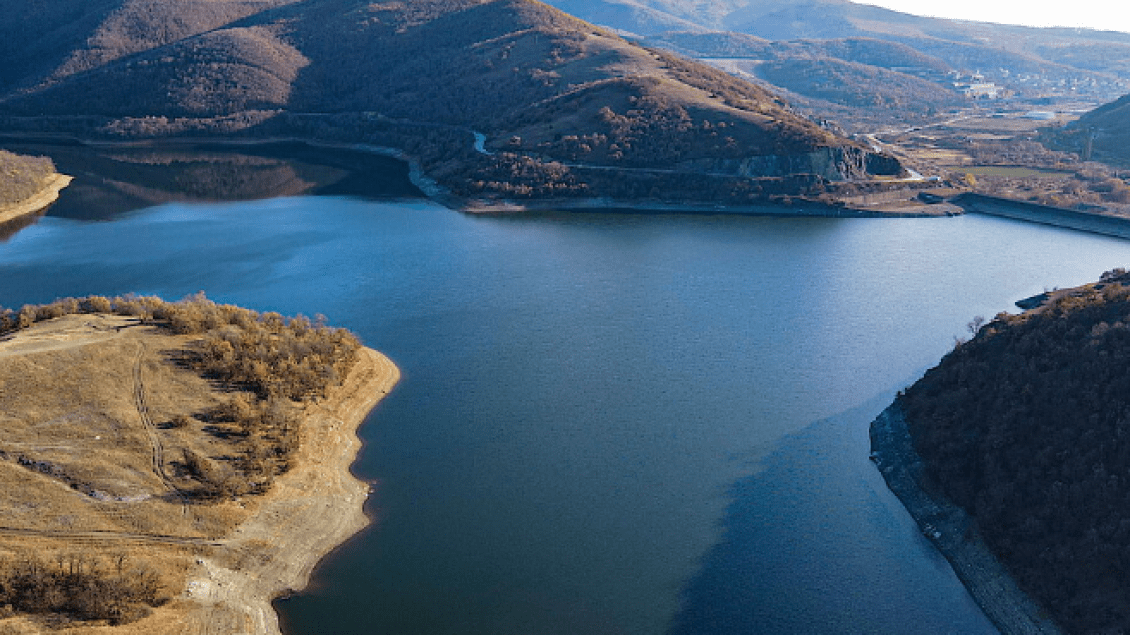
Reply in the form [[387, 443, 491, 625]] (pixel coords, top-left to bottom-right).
[[177, 393, 303, 501], [900, 269, 1130, 633], [0, 552, 163, 625], [0, 293, 359, 401]]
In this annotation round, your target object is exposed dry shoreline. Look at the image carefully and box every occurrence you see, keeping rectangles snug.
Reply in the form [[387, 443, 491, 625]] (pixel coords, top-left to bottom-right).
[[0, 172, 72, 224], [869, 405, 1062, 635], [460, 196, 959, 217], [179, 346, 399, 635]]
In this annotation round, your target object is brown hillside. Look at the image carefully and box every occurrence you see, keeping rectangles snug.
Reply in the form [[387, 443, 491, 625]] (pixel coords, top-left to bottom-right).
[[0, 0, 903, 205]]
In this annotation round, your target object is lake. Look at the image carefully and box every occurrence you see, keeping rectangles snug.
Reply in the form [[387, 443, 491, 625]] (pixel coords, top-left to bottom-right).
[[2, 146, 1129, 634]]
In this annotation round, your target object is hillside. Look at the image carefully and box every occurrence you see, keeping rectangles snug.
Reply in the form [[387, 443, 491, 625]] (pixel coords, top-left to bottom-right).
[[897, 269, 1130, 634], [648, 34, 964, 127], [552, 0, 1130, 73], [1051, 93, 1130, 164], [0, 0, 905, 208]]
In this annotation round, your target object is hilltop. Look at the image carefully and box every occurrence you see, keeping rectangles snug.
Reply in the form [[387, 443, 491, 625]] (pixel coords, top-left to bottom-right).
[[893, 269, 1130, 634], [0, 0, 905, 209]]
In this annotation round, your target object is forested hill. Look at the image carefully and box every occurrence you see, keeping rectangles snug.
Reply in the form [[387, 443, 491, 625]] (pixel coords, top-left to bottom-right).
[[0, 0, 903, 206], [899, 268, 1130, 634]]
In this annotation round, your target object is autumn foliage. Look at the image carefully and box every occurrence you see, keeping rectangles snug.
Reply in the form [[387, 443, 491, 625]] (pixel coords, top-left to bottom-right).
[[0, 552, 163, 625]]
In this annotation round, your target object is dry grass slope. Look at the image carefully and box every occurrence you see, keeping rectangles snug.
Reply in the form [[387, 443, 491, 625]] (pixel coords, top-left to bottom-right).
[[0, 294, 391, 632]]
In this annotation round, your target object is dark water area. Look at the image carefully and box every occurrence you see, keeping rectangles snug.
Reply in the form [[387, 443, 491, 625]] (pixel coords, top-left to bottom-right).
[[3, 147, 1130, 634], [668, 391, 984, 635]]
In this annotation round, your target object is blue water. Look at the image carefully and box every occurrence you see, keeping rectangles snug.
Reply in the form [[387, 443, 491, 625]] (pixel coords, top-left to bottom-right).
[[3, 196, 1129, 634]]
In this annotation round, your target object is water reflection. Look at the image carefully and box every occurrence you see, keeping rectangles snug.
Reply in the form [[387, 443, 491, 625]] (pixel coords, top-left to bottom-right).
[[0, 139, 424, 221], [0, 209, 44, 242]]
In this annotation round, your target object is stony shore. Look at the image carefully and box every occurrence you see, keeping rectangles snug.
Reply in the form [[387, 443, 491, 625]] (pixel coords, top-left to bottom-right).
[[0, 173, 72, 224], [869, 404, 1062, 635]]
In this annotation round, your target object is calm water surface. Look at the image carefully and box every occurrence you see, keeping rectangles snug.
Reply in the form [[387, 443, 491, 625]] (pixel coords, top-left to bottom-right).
[[3, 169, 1130, 634]]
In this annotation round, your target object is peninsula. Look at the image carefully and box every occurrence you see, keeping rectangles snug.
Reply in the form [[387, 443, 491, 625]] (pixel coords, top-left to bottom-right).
[[0, 295, 398, 634], [874, 268, 1130, 634], [0, 150, 70, 225]]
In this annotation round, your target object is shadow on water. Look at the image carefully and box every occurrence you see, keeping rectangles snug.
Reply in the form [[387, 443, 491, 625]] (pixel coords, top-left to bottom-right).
[[668, 388, 998, 635], [0, 140, 424, 221]]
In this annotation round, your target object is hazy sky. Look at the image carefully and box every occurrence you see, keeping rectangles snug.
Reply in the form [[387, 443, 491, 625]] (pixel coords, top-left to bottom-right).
[[856, 1, 1130, 34]]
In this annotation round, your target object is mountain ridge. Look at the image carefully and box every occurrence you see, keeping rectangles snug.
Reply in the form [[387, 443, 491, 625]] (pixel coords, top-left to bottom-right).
[[546, 0, 1130, 129]]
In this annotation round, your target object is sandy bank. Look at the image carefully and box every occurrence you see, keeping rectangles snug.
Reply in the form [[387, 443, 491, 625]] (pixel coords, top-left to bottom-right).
[[180, 346, 399, 635], [0, 173, 72, 224], [869, 405, 1061, 635]]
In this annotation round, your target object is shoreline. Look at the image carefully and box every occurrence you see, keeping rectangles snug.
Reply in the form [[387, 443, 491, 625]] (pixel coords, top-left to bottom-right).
[[182, 346, 400, 634], [0, 133, 956, 218], [869, 404, 1062, 635], [460, 197, 959, 218], [0, 172, 73, 224], [27, 132, 1130, 229]]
